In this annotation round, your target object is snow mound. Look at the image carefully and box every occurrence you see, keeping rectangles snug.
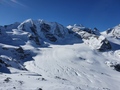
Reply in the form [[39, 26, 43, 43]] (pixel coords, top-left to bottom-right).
[[114, 50, 120, 58]]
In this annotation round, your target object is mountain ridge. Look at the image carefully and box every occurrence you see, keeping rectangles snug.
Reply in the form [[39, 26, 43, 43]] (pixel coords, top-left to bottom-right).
[[0, 19, 114, 50]]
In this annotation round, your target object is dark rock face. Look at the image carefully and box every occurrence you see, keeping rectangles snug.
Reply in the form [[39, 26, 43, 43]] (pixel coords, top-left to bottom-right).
[[41, 23, 51, 32], [0, 59, 11, 67], [15, 47, 31, 60], [40, 22, 66, 42], [30, 26, 37, 35], [28, 34, 40, 45], [45, 34, 57, 42], [40, 22, 68, 42], [99, 39, 112, 51], [106, 28, 112, 34], [54, 23, 64, 38], [114, 64, 120, 72], [21, 24, 26, 31], [16, 47, 24, 53], [93, 28, 100, 35], [0, 58, 11, 73], [40, 23, 57, 42]]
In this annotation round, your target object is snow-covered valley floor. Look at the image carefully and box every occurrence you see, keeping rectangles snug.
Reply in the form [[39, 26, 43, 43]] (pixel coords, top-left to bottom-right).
[[0, 43, 120, 90]]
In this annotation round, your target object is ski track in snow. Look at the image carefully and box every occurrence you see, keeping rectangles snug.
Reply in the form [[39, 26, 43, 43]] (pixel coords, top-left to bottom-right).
[[0, 42, 120, 90], [23, 43, 120, 90]]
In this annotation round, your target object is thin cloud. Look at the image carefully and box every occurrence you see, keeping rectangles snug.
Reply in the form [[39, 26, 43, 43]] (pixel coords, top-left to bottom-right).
[[0, 0, 28, 8], [0, 0, 13, 6], [10, 0, 27, 7]]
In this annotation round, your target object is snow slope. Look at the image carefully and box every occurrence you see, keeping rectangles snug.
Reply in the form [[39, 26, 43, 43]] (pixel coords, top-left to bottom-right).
[[103, 24, 120, 39], [0, 19, 120, 90]]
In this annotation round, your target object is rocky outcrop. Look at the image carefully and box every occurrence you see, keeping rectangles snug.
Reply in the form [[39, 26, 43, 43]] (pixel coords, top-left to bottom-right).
[[83, 35, 111, 51], [67, 24, 111, 51], [0, 46, 32, 73]]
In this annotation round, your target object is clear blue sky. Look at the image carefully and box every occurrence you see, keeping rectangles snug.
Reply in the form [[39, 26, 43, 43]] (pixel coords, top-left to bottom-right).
[[0, 0, 120, 31]]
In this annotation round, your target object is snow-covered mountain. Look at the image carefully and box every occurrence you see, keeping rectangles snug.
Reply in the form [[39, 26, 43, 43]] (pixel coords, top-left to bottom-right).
[[67, 24, 111, 51], [104, 24, 120, 39], [17, 19, 70, 44], [0, 19, 120, 90]]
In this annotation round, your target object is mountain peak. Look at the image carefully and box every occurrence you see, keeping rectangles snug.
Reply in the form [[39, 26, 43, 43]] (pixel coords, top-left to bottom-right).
[[105, 24, 120, 38], [73, 24, 84, 27]]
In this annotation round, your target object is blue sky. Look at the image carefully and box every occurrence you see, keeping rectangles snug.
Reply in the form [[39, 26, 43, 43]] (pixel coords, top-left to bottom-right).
[[0, 0, 120, 31]]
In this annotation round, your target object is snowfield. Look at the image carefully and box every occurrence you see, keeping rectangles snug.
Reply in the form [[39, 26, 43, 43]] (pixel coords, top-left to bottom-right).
[[0, 43, 120, 90], [0, 19, 120, 90], [25, 43, 120, 90]]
